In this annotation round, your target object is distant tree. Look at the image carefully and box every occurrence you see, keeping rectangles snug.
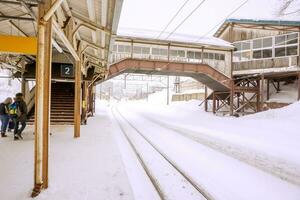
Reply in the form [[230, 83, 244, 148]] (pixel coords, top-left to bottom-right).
[[277, 0, 300, 16]]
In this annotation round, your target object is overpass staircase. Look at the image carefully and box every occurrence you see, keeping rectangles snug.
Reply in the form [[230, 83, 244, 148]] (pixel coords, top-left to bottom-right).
[[102, 58, 261, 115]]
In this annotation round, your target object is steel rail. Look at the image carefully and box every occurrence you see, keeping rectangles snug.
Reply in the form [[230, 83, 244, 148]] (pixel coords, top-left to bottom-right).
[[112, 106, 213, 200]]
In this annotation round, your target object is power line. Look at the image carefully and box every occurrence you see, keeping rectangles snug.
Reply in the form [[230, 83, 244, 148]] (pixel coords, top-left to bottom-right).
[[196, 0, 249, 42], [156, 0, 191, 39], [165, 0, 207, 40]]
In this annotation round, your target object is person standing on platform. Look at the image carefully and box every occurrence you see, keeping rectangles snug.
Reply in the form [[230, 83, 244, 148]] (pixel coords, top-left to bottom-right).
[[0, 97, 12, 137], [13, 93, 27, 140]]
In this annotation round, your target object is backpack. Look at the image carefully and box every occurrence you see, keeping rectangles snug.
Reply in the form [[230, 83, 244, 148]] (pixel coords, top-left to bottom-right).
[[9, 103, 17, 116]]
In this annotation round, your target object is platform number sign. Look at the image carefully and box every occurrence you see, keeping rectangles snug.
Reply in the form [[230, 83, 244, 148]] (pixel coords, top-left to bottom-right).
[[61, 64, 74, 78]]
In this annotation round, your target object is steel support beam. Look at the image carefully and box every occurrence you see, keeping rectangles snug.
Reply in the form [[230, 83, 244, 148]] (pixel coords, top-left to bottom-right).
[[74, 60, 81, 138], [32, 0, 53, 197]]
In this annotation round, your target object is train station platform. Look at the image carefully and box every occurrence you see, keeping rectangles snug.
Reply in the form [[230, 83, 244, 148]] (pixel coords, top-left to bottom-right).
[[0, 104, 134, 200]]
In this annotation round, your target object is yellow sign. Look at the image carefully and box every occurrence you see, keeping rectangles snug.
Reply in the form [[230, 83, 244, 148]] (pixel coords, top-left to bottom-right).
[[0, 35, 37, 55]]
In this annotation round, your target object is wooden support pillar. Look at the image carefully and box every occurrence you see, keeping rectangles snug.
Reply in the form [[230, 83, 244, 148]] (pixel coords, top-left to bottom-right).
[[261, 75, 265, 111], [32, 1, 53, 197], [298, 72, 300, 101], [230, 81, 234, 116], [256, 79, 261, 112], [21, 76, 26, 97], [204, 86, 208, 112], [81, 81, 88, 124], [267, 79, 270, 101], [92, 85, 96, 115], [74, 60, 81, 138], [212, 92, 216, 114]]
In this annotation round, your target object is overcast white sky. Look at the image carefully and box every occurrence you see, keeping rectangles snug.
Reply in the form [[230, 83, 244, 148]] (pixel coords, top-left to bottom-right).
[[118, 0, 299, 37]]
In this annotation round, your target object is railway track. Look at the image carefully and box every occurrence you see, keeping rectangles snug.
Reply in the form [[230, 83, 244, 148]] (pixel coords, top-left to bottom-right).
[[112, 106, 214, 200], [137, 112, 300, 187]]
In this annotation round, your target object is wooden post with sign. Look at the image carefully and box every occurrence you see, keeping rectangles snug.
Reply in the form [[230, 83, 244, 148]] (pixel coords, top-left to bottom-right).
[[74, 60, 81, 138]]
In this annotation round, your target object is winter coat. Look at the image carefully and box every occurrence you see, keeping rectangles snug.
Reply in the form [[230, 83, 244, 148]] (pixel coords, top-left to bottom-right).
[[0, 103, 9, 115], [15, 98, 27, 122]]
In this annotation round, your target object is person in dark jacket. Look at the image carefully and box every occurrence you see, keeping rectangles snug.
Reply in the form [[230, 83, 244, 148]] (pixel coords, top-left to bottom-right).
[[13, 93, 27, 140], [0, 97, 12, 137]]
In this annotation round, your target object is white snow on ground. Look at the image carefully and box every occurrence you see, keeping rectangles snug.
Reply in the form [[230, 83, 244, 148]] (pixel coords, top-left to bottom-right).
[[109, 97, 300, 199], [0, 104, 134, 200], [266, 81, 298, 103]]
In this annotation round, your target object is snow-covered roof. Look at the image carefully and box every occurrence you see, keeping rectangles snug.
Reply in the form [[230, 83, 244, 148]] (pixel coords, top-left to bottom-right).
[[116, 28, 233, 49], [214, 18, 300, 37]]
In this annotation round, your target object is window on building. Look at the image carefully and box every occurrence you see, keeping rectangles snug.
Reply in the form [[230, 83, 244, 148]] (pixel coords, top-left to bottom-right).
[[152, 48, 168, 56], [187, 51, 202, 59], [118, 45, 131, 53], [234, 40, 252, 61], [252, 37, 273, 59], [170, 49, 185, 57], [133, 46, 150, 54], [275, 33, 298, 57], [215, 53, 225, 61]]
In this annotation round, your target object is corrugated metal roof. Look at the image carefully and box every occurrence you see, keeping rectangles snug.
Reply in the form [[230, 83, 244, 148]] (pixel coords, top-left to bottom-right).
[[214, 18, 300, 38]]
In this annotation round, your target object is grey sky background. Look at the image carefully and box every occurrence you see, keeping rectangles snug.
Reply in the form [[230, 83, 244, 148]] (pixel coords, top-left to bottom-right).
[[118, 0, 300, 37]]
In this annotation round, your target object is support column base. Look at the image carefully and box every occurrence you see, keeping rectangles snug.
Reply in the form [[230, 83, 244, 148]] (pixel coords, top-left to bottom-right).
[[31, 183, 43, 198]]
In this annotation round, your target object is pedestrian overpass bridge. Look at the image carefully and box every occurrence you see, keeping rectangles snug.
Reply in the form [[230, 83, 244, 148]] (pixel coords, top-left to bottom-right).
[[100, 34, 234, 92]]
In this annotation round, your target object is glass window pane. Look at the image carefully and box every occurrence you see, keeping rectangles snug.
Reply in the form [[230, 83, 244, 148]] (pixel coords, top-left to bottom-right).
[[178, 50, 185, 57], [124, 46, 131, 53], [234, 42, 242, 51], [220, 54, 225, 60], [118, 45, 124, 52], [133, 46, 141, 54], [195, 52, 201, 59], [187, 51, 194, 58], [241, 51, 251, 61], [253, 50, 262, 59], [287, 45, 298, 56], [263, 38, 272, 48], [152, 48, 159, 55], [203, 52, 209, 59], [161, 49, 168, 55], [287, 33, 298, 45], [209, 53, 214, 59], [275, 35, 286, 46], [233, 52, 241, 62], [170, 50, 177, 56], [275, 47, 286, 57], [242, 41, 251, 50], [263, 49, 272, 58], [142, 47, 150, 54], [253, 39, 262, 49]]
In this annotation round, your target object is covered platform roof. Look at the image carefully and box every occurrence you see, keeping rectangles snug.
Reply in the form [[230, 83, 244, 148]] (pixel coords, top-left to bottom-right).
[[214, 18, 300, 38], [0, 0, 123, 76]]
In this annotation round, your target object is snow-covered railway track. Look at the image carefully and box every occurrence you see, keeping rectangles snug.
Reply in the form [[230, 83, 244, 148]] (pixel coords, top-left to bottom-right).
[[112, 106, 213, 200], [139, 113, 300, 186]]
